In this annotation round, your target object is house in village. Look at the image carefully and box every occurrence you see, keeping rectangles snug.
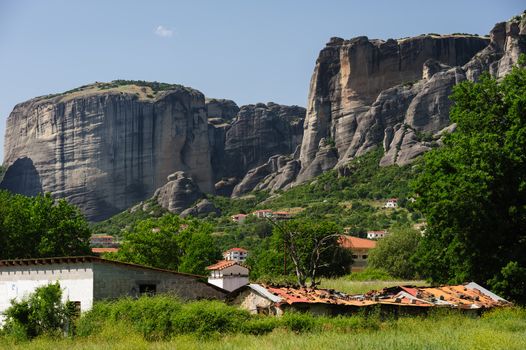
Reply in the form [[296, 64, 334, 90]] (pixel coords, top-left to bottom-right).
[[0, 256, 227, 321], [207, 260, 249, 292], [231, 213, 247, 223], [252, 209, 274, 219], [366, 230, 389, 240], [384, 198, 398, 208], [338, 235, 377, 272], [228, 282, 510, 316], [223, 247, 248, 262], [90, 234, 119, 247]]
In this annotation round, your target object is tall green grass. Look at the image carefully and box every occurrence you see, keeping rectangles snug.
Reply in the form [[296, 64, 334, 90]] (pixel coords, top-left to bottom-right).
[[1, 297, 524, 350]]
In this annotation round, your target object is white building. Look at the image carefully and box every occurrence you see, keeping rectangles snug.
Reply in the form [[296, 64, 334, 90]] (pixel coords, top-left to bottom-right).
[[0, 256, 226, 323], [366, 230, 389, 240], [223, 247, 248, 262], [252, 210, 273, 219], [207, 260, 249, 292], [384, 198, 398, 208]]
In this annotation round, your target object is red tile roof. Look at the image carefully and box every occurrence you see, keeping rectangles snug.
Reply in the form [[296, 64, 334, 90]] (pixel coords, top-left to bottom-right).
[[225, 247, 248, 253], [339, 235, 377, 250], [91, 247, 119, 254], [206, 260, 249, 271]]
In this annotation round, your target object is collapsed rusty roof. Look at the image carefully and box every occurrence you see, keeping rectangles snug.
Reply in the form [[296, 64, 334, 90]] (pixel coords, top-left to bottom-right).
[[252, 282, 510, 310]]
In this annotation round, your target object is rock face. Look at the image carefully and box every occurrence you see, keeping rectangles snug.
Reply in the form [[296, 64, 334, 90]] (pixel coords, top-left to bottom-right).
[[153, 171, 203, 214], [295, 13, 526, 182], [220, 103, 305, 179], [1, 83, 213, 221]]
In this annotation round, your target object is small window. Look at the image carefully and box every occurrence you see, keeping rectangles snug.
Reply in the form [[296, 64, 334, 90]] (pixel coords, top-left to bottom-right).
[[352, 255, 358, 259], [362, 255, 368, 259], [139, 284, 157, 296]]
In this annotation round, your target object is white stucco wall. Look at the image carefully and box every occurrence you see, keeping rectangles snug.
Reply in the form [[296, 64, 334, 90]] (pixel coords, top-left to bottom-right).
[[0, 263, 94, 324]]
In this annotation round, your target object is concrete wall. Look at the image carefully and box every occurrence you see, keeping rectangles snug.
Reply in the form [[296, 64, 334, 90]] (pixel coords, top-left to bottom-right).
[[92, 262, 225, 300], [0, 262, 94, 321]]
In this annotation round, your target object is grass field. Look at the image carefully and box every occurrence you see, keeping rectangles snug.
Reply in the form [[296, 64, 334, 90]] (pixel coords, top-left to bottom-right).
[[2, 307, 525, 350]]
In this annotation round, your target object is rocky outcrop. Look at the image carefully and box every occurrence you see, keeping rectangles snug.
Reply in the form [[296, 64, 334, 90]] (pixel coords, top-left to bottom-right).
[[1, 83, 213, 221], [294, 13, 526, 181], [221, 103, 305, 179], [153, 171, 203, 214], [180, 199, 220, 218]]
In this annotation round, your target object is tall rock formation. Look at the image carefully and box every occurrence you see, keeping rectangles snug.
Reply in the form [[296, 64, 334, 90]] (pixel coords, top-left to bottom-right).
[[1, 82, 213, 221], [296, 13, 526, 183]]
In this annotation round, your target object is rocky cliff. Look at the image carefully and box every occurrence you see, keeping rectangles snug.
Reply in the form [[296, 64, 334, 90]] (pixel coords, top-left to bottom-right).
[[294, 13, 526, 184], [1, 82, 304, 220], [1, 82, 213, 221]]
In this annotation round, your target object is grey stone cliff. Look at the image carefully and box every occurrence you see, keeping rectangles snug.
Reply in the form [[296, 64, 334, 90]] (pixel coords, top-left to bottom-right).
[[1, 83, 213, 221]]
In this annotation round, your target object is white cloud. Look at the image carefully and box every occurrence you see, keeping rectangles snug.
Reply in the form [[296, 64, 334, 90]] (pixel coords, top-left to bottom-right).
[[154, 25, 174, 38]]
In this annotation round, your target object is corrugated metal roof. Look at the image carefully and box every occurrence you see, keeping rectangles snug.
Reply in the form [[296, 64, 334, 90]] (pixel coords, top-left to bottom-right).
[[248, 284, 283, 303]]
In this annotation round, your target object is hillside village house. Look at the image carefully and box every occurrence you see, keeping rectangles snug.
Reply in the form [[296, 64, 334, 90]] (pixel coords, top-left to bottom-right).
[[0, 256, 226, 323], [252, 209, 274, 219], [223, 247, 248, 262], [384, 198, 398, 208], [231, 213, 247, 223], [89, 234, 117, 247], [366, 230, 389, 240], [339, 235, 377, 272], [207, 260, 249, 292]]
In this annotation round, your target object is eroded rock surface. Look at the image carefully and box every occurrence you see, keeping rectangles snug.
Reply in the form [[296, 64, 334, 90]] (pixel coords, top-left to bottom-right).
[[1, 83, 213, 221]]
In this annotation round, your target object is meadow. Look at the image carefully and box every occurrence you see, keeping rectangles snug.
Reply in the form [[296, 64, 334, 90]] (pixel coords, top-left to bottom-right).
[[1, 307, 525, 350]]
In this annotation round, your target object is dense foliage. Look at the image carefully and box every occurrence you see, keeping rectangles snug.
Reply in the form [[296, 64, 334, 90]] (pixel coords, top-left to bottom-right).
[[2, 283, 76, 340], [248, 220, 352, 286], [413, 60, 526, 303], [368, 227, 421, 279], [109, 214, 221, 275], [0, 191, 91, 259]]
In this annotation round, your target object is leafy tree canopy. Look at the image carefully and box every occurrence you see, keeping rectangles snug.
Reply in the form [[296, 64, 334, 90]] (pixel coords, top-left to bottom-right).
[[249, 219, 352, 287], [368, 226, 421, 279], [413, 59, 526, 302], [0, 191, 91, 259], [111, 214, 220, 275]]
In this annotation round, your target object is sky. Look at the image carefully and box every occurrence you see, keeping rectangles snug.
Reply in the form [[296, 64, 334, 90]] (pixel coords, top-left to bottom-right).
[[0, 0, 524, 163]]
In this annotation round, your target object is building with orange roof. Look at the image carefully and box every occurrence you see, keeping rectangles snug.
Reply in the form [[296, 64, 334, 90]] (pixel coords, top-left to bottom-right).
[[223, 247, 248, 262], [207, 260, 249, 292], [231, 213, 247, 223], [91, 247, 119, 256], [339, 235, 377, 272]]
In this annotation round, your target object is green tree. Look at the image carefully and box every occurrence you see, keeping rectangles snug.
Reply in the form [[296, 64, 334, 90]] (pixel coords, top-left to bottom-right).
[[177, 221, 221, 275], [368, 227, 421, 279], [255, 219, 351, 287], [113, 215, 184, 270], [413, 60, 526, 301], [3, 282, 75, 339], [0, 192, 91, 259], [112, 215, 221, 274]]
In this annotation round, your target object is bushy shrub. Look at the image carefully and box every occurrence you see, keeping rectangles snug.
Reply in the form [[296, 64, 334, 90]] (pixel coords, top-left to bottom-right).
[[171, 300, 251, 337], [240, 316, 280, 335], [2, 282, 74, 340], [281, 312, 316, 333], [77, 296, 182, 340]]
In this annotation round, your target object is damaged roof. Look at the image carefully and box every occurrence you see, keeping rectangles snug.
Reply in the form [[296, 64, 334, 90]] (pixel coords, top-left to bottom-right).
[[244, 282, 510, 310]]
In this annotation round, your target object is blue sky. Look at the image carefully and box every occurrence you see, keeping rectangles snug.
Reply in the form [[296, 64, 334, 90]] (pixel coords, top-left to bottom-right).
[[1, 0, 524, 162]]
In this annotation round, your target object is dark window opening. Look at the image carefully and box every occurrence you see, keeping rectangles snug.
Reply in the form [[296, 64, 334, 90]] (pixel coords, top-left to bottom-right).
[[139, 284, 157, 296], [362, 255, 368, 259]]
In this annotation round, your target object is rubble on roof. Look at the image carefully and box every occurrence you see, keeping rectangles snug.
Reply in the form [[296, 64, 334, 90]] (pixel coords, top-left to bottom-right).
[[229, 282, 511, 315]]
